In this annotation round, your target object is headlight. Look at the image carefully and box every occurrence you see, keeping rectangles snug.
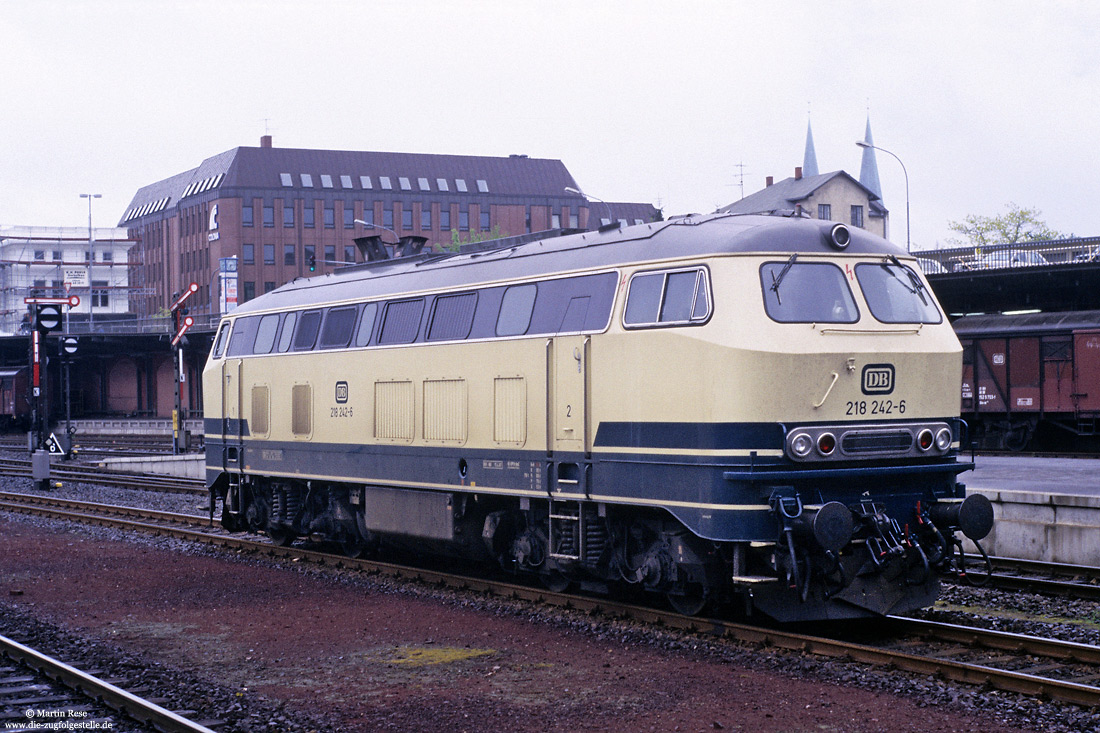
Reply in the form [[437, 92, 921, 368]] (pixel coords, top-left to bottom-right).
[[935, 427, 952, 451], [790, 432, 813, 458]]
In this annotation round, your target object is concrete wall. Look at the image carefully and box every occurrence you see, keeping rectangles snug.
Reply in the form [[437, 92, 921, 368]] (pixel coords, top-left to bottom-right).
[[965, 488, 1100, 566]]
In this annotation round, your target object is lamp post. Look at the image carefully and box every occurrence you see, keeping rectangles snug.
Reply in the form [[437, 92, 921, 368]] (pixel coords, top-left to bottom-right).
[[80, 193, 101, 328], [855, 141, 909, 253], [353, 219, 399, 238], [564, 186, 613, 228]]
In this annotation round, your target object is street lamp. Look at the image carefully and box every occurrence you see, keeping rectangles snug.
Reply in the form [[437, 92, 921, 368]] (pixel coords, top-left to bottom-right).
[[353, 219, 399, 238], [80, 193, 101, 329], [564, 186, 613, 228], [855, 141, 909, 253]]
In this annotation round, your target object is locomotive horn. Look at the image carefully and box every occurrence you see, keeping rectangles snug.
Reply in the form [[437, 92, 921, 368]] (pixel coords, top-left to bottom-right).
[[791, 501, 855, 553], [930, 494, 994, 540]]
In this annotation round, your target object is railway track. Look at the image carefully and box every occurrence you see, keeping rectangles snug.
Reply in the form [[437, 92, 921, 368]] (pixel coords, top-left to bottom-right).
[[4, 490, 1100, 709], [963, 555, 1100, 601], [0, 457, 206, 495], [0, 632, 218, 733]]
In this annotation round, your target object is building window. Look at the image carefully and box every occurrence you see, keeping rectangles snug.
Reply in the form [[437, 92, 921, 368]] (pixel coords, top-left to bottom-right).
[[384, 207, 394, 230], [402, 208, 413, 230], [280, 173, 293, 187], [34, 250, 45, 260], [343, 206, 353, 228], [436, 178, 449, 191], [324, 206, 335, 228], [360, 176, 372, 189], [284, 205, 295, 227], [340, 175, 353, 188], [440, 208, 451, 231], [569, 209, 578, 228], [380, 176, 392, 190], [263, 206, 274, 227], [243, 281, 256, 302], [480, 209, 490, 231], [264, 281, 276, 293], [459, 209, 469, 231], [525, 207, 531, 232], [851, 205, 864, 228], [421, 206, 432, 230], [303, 205, 315, 228], [243, 204, 254, 227], [344, 245, 356, 262], [818, 204, 832, 220], [92, 280, 109, 308], [243, 243, 255, 265], [477, 179, 489, 193], [320, 174, 333, 188], [418, 177, 430, 191], [263, 244, 275, 265], [324, 244, 335, 263], [301, 173, 314, 187], [360, 207, 374, 227], [52, 250, 62, 261], [455, 179, 468, 192], [551, 212, 561, 228], [284, 244, 296, 265], [398, 177, 411, 191], [102, 250, 112, 262]]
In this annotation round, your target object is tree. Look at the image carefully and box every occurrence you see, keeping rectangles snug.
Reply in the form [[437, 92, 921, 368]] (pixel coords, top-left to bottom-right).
[[946, 203, 1065, 248], [445, 225, 507, 252]]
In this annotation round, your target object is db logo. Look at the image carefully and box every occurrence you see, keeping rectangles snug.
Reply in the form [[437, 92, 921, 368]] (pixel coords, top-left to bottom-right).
[[335, 381, 349, 403], [861, 364, 895, 395]]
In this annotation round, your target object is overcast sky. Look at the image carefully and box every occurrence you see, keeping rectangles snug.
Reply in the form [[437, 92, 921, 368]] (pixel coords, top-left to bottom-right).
[[2, 0, 1096, 251]]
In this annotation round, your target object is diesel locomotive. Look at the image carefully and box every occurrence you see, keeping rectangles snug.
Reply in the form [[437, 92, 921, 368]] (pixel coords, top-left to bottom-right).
[[203, 213, 992, 622]]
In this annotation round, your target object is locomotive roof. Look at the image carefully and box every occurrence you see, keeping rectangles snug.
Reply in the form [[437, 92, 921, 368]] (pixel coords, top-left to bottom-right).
[[952, 309, 1100, 335], [231, 213, 907, 315]]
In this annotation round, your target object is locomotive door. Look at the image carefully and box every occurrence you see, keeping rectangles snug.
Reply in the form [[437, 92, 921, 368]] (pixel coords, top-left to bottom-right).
[[221, 358, 244, 471], [550, 335, 589, 453]]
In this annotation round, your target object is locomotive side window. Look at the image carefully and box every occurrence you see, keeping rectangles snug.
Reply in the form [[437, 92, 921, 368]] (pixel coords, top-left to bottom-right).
[[496, 284, 537, 336], [277, 312, 298, 352], [292, 310, 323, 350], [318, 306, 357, 349], [226, 316, 259, 356], [624, 268, 711, 327], [428, 292, 478, 341], [760, 262, 858, 323], [379, 298, 425, 344], [354, 303, 378, 347], [855, 263, 942, 324], [211, 322, 230, 359], [253, 314, 280, 354]]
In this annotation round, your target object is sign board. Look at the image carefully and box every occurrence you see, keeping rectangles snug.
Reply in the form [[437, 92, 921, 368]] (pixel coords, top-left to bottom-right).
[[218, 256, 239, 314], [63, 267, 89, 289], [46, 433, 65, 456], [61, 337, 78, 355]]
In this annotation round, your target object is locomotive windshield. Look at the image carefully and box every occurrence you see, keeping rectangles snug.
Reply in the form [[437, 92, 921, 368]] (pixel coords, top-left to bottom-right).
[[855, 262, 943, 324], [760, 262, 858, 323]]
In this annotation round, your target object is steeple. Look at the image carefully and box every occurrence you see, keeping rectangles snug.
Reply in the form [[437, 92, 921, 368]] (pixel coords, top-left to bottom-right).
[[859, 115, 883, 200], [802, 118, 819, 177]]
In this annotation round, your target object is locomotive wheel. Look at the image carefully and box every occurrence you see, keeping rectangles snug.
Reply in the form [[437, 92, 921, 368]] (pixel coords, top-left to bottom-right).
[[267, 527, 296, 547], [666, 583, 709, 616]]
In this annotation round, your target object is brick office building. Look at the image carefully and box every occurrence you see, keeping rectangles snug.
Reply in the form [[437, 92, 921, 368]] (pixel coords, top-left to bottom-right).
[[120, 136, 659, 321]]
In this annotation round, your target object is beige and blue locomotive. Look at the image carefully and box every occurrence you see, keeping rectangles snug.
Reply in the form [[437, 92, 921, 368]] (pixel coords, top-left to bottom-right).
[[203, 213, 992, 622]]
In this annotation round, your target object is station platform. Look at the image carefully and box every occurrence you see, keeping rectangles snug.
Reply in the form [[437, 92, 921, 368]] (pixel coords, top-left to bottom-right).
[[962, 455, 1100, 566]]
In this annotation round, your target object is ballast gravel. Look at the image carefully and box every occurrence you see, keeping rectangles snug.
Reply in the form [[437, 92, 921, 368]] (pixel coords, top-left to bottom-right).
[[2, 465, 1098, 732]]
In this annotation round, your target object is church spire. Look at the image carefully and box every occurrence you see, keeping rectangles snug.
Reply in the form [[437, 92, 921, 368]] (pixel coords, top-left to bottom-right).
[[859, 114, 883, 199], [803, 118, 819, 177]]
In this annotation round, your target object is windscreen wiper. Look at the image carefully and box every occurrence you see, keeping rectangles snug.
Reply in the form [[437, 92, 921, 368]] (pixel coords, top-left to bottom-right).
[[884, 255, 928, 305], [770, 254, 798, 305]]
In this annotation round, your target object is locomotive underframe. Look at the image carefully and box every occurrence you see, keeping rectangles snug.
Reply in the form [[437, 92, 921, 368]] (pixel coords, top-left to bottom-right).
[[211, 452, 986, 622]]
